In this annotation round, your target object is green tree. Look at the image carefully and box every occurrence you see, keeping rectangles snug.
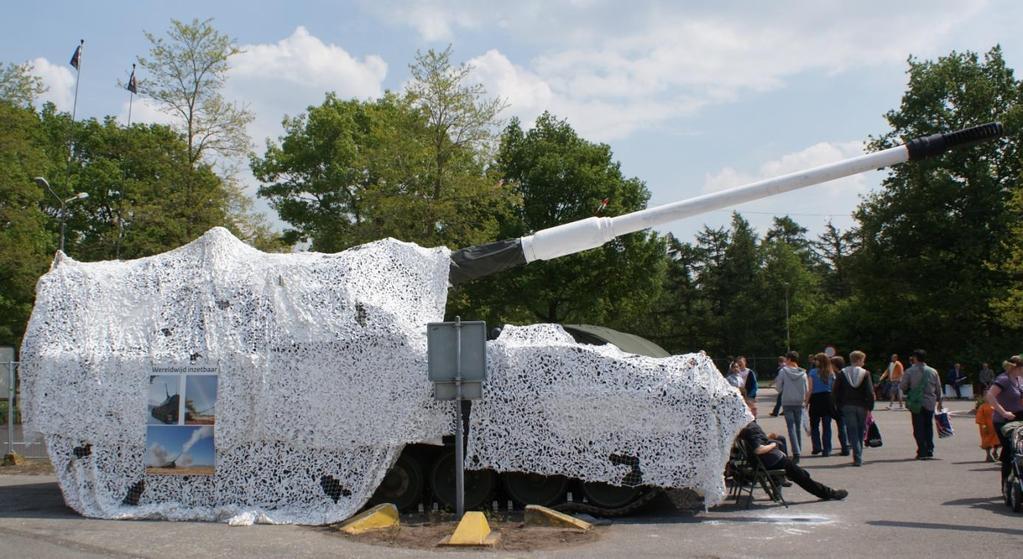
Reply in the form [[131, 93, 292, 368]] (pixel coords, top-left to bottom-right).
[[0, 62, 46, 108], [450, 113, 666, 329], [0, 101, 55, 346], [406, 46, 507, 200], [765, 216, 815, 267], [136, 18, 276, 246], [813, 221, 858, 299], [254, 56, 518, 252], [137, 18, 253, 166], [37, 108, 237, 260], [852, 46, 1023, 363], [641, 235, 714, 354], [990, 184, 1023, 327]]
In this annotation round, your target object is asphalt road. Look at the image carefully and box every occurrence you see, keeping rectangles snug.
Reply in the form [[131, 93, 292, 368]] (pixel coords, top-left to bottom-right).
[[2, 392, 1020, 558]]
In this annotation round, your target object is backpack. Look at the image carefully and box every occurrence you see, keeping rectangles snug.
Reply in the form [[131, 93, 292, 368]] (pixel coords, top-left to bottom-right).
[[906, 369, 931, 414]]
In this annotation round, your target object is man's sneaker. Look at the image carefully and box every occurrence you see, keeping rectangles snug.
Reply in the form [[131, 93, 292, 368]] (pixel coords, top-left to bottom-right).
[[830, 489, 848, 500]]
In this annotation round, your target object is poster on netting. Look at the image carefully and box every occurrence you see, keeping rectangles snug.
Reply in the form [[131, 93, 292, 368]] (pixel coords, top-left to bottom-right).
[[145, 366, 218, 475]]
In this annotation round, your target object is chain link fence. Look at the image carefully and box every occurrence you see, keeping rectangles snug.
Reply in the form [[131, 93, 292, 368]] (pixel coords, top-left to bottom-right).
[[2, 350, 47, 459]]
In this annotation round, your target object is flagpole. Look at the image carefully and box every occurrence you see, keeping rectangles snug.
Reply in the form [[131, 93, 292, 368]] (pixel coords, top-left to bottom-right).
[[70, 39, 83, 123], [126, 63, 136, 126], [62, 39, 84, 254]]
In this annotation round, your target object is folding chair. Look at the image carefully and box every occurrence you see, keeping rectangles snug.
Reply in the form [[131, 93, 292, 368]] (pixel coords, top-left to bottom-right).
[[727, 439, 788, 508]]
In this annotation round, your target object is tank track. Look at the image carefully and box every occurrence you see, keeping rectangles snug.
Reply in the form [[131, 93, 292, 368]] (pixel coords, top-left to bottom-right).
[[553, 487, 661, 517]]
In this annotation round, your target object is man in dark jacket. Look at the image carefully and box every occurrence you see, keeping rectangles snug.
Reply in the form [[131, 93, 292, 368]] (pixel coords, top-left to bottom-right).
[[737, 399, 848, 501]]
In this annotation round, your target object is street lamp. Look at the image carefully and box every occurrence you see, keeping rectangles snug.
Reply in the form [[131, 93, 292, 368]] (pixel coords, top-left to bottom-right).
[[33, 177, 89, 253], [782, 281, 791, 352]]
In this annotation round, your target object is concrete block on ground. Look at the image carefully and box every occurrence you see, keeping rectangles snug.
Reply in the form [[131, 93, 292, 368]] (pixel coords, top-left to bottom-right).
[[338, 503, 399, 535], [438, 511, 500, 547], [524, 504, 593, 531]]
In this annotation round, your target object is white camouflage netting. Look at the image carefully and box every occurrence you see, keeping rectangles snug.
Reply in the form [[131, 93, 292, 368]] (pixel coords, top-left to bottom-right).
[[20, 227, 750, 524], [471, 324, 751, 506]]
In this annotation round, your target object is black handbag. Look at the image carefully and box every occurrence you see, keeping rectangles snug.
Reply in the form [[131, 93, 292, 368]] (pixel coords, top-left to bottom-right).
[[866, 421, 883, 448]]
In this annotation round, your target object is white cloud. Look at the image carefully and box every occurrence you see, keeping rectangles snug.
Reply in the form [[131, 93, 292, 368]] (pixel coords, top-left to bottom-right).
[[28, 57, 75, 111], [366, 1, 989, 140], [703, 141, 868, 196], [227, 26, 388, 146], [467, 49, 705, 141], [117, 96, 176, 127], [693, 140, 878, 238], [360, 0, 488, 41]]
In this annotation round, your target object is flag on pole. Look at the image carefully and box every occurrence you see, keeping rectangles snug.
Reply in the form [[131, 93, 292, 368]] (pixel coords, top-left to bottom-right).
[[127, 64, 138, 94], [595, 197, 609, 215], [69, 40, 83, 70]]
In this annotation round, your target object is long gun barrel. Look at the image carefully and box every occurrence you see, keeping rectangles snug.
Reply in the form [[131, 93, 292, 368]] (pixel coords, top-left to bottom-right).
[[449, 122, 1003, 284]]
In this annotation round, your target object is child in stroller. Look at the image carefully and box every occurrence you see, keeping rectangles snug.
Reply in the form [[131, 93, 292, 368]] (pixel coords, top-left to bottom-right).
[[1001, 421, 1023, 512]]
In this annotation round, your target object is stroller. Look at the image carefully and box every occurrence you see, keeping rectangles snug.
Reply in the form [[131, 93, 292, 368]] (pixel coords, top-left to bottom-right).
[[1001, 421, 1023, 512]]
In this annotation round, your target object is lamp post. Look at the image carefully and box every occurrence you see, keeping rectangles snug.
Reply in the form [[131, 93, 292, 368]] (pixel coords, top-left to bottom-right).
[[782, 282, 791, 352], [34, 177, 88, 254]]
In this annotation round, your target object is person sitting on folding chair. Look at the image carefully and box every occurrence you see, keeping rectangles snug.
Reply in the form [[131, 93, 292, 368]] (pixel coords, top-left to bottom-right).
[[738, 398, 848, 501]]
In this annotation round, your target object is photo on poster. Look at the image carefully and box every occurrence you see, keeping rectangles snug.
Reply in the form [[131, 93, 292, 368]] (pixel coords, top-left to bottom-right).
[[148, 375, 181, 425], [145, 425, 215, 475], [184, 375, 217, 425]]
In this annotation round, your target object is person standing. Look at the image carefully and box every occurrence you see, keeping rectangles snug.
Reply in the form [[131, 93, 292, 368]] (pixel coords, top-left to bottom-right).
[[878, 354, 905, 409], [775, 350, 810, 463], [770, 356, 785, 417], [834, 350, 875, 466], [808, 353, 837, 456], [947, 363, 967, 400], [985, 356, 1023, 485], [975, 399, 1001, 463], [736, 356, 758, 400], [829, 356, 852, 456], [978, 362, 995, 394], [725, 359, 744, 391], [900, 349, 943, 460]]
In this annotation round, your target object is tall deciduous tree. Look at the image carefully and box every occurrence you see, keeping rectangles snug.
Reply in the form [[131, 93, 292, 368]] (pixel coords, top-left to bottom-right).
[[406, 46, 507, 200], [253, 49, 518, 252], [137, 18, 253, 166], [0, 62, 46, 108], [853, 46, 1023, 363]]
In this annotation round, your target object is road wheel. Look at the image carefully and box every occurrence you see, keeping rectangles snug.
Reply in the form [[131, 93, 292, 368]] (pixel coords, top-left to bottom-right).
[[429, 449, 496, 510], [502, 473, 568, 508], [581, 481, 642, 509], [1012, 481, 1023, 513], [368, 453, 424, 512]]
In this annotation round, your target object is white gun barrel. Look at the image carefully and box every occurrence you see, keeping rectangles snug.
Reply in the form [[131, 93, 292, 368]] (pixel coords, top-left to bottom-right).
[[450, 122, 1003, 282]]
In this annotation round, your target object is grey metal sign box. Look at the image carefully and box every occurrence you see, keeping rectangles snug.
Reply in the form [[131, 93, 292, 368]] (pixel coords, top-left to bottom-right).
[[427, 321, 486, 401]]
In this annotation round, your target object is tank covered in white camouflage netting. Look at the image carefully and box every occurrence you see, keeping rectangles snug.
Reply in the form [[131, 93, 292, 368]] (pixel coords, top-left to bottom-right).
[[472, 324, 750, 505], [20, 227, 750, 524]]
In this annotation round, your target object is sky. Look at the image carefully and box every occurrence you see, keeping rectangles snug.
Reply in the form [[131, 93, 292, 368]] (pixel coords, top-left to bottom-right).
[[3, 0, 1021, 246]]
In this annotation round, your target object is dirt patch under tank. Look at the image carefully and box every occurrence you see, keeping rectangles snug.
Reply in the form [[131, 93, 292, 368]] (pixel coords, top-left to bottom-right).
[[330, 511, 602, 552]]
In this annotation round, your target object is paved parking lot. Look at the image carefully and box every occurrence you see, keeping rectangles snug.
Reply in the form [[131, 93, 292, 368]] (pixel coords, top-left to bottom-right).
[[2, 392, 1020, 558]]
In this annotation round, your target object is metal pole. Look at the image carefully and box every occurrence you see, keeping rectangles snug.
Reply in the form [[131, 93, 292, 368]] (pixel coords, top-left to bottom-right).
[[784, 283, 790, 352], [454, 316, 465, 517], [6, 361, 14, 457], [59, 202, 66, 253]]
